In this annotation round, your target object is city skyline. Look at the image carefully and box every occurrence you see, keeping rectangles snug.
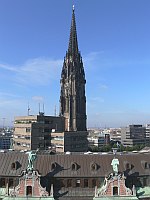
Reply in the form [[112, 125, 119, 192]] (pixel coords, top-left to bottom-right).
[[0, 0, 150, 127]]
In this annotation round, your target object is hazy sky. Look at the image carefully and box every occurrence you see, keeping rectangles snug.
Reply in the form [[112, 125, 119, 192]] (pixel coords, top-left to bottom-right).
[[0, 0, 150, 128]]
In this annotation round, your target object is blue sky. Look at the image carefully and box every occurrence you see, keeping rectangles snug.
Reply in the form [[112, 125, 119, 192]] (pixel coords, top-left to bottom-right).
[[0, 0, 150, 128]]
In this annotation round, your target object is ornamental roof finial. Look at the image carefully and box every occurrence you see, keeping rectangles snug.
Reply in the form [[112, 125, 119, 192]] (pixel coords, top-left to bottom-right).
[[73, 5, 75, 11]]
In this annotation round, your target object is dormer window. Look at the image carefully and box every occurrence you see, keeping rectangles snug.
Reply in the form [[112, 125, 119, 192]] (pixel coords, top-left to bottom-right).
[[126, 163, 130, 170], [51, 162, 57, 170], [144, 162, 149, 169], [11, 162, 16, 170], [71, 163, 77, 171], [91, 163, 97, 171]]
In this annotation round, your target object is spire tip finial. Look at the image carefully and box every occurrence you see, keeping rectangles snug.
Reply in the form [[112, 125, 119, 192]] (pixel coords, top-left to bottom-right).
[[72, 5, 75, 11]]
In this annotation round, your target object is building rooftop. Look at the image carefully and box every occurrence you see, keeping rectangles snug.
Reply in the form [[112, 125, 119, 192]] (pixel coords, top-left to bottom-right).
[[0, 150, 149, 178]]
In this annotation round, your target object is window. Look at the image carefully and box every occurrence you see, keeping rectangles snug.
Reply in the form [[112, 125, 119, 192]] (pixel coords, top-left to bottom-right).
[[67, 179, 72, 187], [60, 179, 65, 187], [0, 178, 5, 187], [9, 178, 14, 187], [143, 178, 147, 186], [84, 179, 88, 187], [44, 128, 50, 132], [71, 144, 75, 149], [11, 162, 16, 170], [144, 162, 149, 169], [26, 186, 32, 196], [126, 163, 130, 170], [91, 163, 97, 171], [71, 163, 77, 171], [26, 128, 31, 132], [44, 135, 50, 140], [25, 136, 30, 140], [76, 179, 80, 187], [92, 179, 96, 188], [17, 142, 20, 146], [51, 163, 56, 170], [113, 186, 118, 195]]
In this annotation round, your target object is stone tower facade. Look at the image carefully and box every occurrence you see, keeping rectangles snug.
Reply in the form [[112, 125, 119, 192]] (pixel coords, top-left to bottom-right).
[[60, 6, 87, 132]]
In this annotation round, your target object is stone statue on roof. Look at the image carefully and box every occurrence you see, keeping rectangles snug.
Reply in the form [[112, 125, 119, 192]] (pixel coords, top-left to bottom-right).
[[26, 151, 37, 171], [111, 158, 119, 175]]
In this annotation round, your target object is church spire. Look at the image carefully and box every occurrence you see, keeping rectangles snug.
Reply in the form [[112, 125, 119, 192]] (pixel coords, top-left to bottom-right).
[[68, 5, 79, 57], [60, 6, 87, 132]]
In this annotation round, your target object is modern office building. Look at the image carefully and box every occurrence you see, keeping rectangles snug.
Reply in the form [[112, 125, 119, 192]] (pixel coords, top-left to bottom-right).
[[121, 124, 148, 147], [0, 135, 12, 149], [88, 134, 110, 148], [145, 124, 150, 141], [51, 131, 88, 152], [13, 114, 65, 151], [0, 128, 13, 149]]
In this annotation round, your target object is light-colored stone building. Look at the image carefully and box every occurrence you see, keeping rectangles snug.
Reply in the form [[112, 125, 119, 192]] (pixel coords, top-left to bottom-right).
[[13, 113, 65, 151]]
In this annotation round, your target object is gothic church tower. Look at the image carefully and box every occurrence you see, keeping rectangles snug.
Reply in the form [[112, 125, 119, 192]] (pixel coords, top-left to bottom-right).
[[60, 6, 87, 131]]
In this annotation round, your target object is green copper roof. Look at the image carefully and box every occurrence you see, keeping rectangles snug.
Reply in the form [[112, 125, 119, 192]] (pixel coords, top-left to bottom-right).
[[137, 186, 150, 198], [2, 197, 54, 200], [93, 196, 138, 200]]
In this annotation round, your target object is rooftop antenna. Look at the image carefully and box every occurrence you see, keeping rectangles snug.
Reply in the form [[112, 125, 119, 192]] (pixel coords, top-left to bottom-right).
[[27, 103, 30, 116], [2, 118, 5, 130], [38, 103, 44, 116], [39, 103, 41, 114], [54, 105, 57, 116], [43, 103, 45, 114]]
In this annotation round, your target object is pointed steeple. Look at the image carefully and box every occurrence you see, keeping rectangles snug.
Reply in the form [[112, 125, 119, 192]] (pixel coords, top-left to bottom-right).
[[68, 5, 79, 57], [60, 6, 87, 132]]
